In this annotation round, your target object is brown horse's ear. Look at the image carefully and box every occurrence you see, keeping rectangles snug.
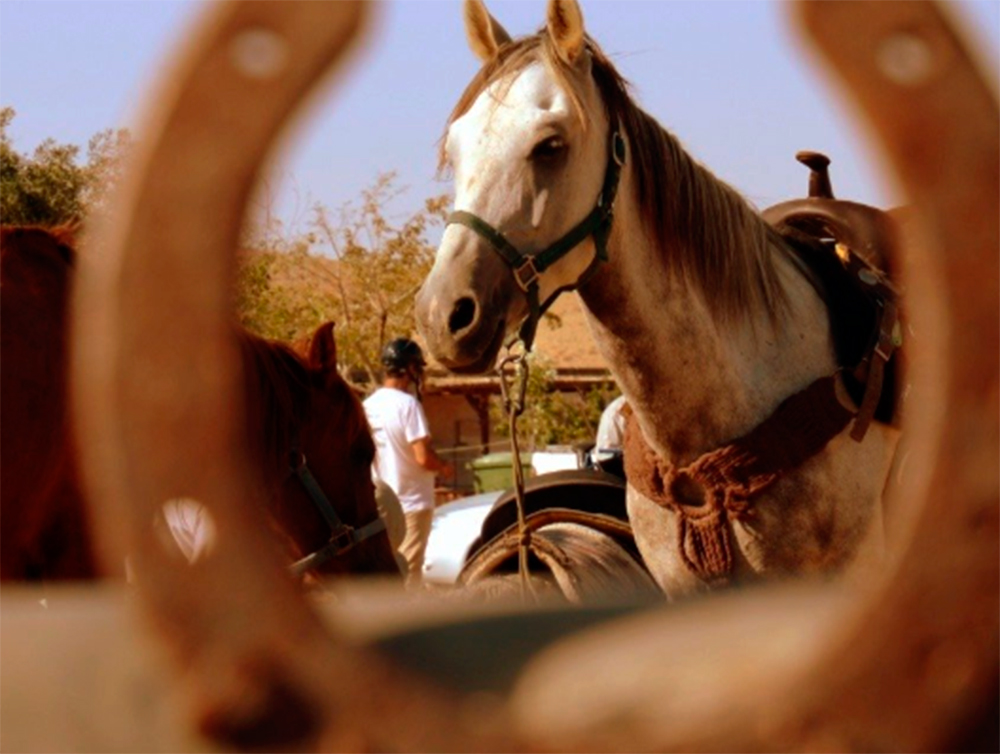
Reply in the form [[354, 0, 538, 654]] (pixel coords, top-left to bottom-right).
[[464, 0, 511, 63], [52, 219, 83, 250], [546, 0, 586, 66], [309, 321, 338, 376]]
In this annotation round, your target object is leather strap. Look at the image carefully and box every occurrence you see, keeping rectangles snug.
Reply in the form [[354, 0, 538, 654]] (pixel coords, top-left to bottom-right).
[[623, 374, 855, 583], [446, 128, 626, 351], [287, 451, 386, 576]]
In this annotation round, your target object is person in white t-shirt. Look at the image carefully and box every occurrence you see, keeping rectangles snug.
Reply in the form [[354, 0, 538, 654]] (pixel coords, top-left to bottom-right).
[[592, 394, 627, 478], [363, 338, 452, 585], [595, 394, 627, 452]]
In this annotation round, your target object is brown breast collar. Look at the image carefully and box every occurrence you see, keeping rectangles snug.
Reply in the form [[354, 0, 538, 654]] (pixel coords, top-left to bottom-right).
[[622, 152, 903, 587], [622, 375, 854, 585]]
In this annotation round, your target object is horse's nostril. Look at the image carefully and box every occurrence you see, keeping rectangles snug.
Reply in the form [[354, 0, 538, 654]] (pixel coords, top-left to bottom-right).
[[448, 297, 478, 334]]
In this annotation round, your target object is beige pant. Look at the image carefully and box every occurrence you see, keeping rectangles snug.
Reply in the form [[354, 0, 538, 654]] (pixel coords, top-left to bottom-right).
[[399, 509, 434, 586]]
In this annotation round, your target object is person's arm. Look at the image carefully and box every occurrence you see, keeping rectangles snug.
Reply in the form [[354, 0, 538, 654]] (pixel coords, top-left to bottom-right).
[[411, 437, 454, 478]]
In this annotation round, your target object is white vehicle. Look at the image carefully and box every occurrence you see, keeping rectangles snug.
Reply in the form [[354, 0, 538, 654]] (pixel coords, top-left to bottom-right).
[[423, 452, 580, 584], [422, 490, 501, 584]]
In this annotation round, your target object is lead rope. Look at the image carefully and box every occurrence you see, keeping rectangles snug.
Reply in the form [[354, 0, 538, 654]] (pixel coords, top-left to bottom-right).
[[496, 339, 537, 601]]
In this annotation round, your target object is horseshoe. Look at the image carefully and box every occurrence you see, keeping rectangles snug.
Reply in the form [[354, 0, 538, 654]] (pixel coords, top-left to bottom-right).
[[67, 1, 997, 751]]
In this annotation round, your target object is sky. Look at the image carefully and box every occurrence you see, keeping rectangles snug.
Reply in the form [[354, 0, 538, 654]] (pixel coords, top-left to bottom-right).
[[2, 0, 998, 246]]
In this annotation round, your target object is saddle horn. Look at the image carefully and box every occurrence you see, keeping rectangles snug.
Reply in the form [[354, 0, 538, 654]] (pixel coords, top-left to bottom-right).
[[796, 150, 835, 199]]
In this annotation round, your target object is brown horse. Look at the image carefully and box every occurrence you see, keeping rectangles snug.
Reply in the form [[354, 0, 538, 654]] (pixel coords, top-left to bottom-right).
[[1, 225, 90, 580], [235, 320, 401, 579], [0, 225, 399, 581]]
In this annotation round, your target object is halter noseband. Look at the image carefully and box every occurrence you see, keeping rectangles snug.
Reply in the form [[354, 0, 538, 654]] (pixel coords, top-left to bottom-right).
[[287, 449, 386, 576], [446, 127, 627, 350]]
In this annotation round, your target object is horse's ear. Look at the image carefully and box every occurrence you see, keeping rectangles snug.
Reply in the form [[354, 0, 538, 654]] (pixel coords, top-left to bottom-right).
[[309, 321, 338, 375], [546, 0, 586, 66], [52, 220, 83, 250], [464, 0, 511, 63]]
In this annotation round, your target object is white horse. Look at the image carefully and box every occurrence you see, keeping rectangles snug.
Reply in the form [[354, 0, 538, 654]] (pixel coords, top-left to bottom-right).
[[415, 0, 900, 599]]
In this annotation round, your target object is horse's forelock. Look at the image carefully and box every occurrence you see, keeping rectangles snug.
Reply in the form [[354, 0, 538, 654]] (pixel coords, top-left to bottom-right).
[[440, 32, 568, 175], [441, 32, 612, 171]]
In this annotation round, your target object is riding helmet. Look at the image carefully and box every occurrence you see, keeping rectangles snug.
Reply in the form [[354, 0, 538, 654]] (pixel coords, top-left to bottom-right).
[[381, 338, 426, 373]]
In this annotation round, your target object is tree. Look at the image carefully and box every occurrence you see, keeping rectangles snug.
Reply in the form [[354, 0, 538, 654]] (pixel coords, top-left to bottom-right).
[[310, 172, 449, 386], [489, 352, 618, 450], [0, 106, 131, 226], [233, 242, 333, 344], [235, 172, 449, 388], [79, 126, 133, 221]]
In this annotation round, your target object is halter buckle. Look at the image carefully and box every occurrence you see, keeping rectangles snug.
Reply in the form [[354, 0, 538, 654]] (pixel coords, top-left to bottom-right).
[[328, 524, 357, 553], [514, 258, 540, 292]]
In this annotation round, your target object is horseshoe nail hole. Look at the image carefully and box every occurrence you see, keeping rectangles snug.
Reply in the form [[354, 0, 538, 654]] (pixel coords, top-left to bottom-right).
[[877, 31, 935, 86], [449, 297, 478, 334], [229, 28, 290, 80], [161, 498, 217, 563]]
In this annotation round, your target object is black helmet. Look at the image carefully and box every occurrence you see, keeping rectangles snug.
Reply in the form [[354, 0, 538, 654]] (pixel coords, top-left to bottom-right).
[[380, 338, 426, 374]]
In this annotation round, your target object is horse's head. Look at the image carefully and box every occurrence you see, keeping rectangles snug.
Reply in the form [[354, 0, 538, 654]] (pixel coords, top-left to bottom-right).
[[244, 323, 399, 579], [416, 0, 617, 373]]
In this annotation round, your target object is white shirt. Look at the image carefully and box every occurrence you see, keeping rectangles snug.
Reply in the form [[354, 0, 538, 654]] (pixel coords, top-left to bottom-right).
[[596, 395, 627, 452], [363, 386, 436, 513]]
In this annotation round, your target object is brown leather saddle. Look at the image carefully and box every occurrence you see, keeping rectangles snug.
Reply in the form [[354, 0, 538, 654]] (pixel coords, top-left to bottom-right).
[[763, 151, 905, 438]]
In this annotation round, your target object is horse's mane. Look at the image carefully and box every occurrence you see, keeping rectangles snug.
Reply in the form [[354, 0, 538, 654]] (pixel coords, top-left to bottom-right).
[[239, 328, 369, 487], [440, 32, 787, 323], [239, 332, 313, 482]]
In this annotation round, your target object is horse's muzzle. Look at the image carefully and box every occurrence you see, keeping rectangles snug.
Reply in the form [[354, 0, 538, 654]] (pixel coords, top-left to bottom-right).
[[415, 280, 510, 374]]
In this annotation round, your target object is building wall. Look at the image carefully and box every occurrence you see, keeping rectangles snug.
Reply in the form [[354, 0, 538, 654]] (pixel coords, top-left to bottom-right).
[[422, 393, 495, 498]]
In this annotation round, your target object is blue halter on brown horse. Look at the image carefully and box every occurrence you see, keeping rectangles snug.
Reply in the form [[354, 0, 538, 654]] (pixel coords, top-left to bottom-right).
[[416, 0, 904, 598], [0, 225, 398, 582]]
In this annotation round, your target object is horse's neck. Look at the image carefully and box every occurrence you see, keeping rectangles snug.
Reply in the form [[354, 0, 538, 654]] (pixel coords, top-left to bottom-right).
[[579, 171, 836, 466]]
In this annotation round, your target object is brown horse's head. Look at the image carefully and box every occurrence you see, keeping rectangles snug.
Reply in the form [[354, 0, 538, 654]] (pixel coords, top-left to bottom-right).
[[241, 322, 400, 580], [1, 224, 398, 583]]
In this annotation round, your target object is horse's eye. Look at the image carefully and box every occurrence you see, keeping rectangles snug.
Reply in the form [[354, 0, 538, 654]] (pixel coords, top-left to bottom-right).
[[530, 135, 567, 162]]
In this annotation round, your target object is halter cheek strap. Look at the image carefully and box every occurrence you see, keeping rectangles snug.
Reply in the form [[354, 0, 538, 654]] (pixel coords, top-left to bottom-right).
[[287, 450, 386, 576], [446, 128, 627, 350]]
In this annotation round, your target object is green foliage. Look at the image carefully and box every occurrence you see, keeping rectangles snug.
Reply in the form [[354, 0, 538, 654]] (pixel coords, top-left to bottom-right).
[[233, 250, 312, 343], [312, 173, 449, 385], [79, 126, 133, 220], [235, 172, 448, 387], [0, 106, 131, 226], [490, 353, 618, 449]]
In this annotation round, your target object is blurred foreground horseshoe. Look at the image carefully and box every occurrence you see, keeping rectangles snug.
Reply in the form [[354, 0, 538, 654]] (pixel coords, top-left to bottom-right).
[[72, 3, 378, 749], [71, 3, 507, 752], [61, 0, 998, 751]]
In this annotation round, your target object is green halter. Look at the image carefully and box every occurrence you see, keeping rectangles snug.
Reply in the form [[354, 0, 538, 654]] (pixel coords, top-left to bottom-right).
[[446, 128, 626, 350]]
